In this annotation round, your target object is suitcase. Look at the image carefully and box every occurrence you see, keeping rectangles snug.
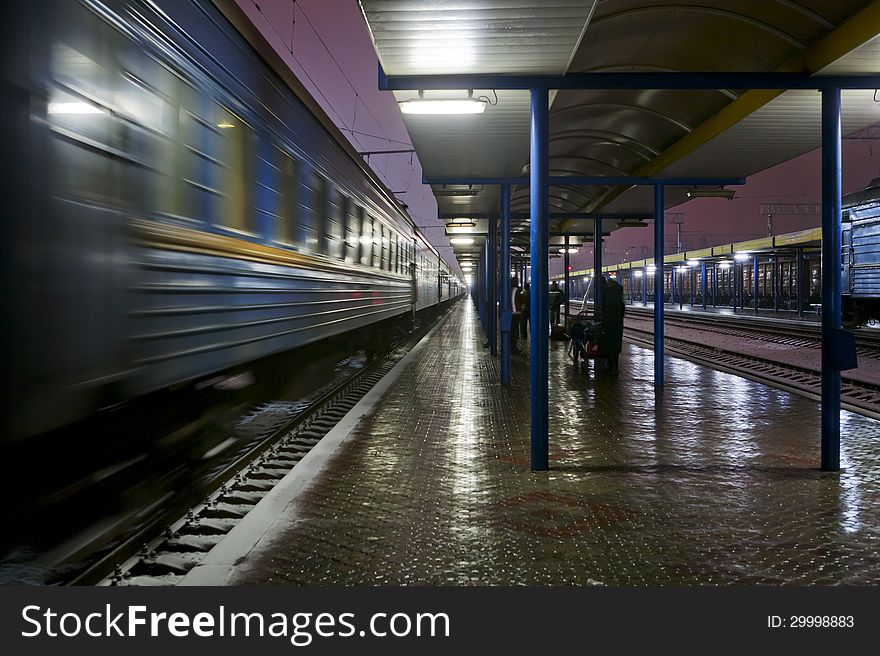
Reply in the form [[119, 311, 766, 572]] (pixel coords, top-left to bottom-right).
[[550, 323, 569, 341]]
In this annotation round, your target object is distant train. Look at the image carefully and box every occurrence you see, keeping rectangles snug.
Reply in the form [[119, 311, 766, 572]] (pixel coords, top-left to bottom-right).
[[566, 179, 880, 324], [1, 0, 462, 442], [842, 177, 880, 325]]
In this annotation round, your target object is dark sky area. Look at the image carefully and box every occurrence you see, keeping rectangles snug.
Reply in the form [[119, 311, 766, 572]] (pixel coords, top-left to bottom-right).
[[238, 0, 880, 276]]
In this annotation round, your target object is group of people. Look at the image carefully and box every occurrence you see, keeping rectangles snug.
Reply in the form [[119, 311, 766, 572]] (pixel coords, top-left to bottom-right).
[[508, 275, 624, 374]]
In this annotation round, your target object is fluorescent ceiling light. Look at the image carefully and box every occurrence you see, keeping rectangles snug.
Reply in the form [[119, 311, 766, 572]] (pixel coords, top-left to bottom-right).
[[687, 259, 700, 266], [435, 188, 480, 197], [450, 237, 475, 245], [557, 248, 579, 254], [399, 98, 487, 115], [633, 270, 644, 278], [734, 252, 751, 261]]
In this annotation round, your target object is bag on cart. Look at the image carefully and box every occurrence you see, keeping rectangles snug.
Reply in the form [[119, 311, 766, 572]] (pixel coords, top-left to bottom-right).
[[550, 324, 569, 341]]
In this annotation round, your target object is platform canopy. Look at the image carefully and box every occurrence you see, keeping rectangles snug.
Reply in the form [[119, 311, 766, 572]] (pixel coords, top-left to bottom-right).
[[358, 0, 880, 264]]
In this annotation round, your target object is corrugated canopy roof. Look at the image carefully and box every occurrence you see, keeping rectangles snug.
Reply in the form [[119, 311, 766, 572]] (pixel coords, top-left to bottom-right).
[[359, 0, 880, 265]]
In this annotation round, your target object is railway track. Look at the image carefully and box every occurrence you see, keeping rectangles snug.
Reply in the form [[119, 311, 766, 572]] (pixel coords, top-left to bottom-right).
[[31, 311, 451, 586], [567, 301, 880, 418], [92, 350, 401, 586]]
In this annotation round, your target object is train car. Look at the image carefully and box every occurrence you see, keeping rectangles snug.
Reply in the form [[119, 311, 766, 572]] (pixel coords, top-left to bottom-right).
[[1, 0, 461, 442], [843, 177, 880, 324]]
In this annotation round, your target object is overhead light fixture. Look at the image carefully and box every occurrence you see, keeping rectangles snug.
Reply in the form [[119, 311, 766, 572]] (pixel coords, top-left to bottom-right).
[[557, 248, 579, 254], [450, 237, 475, 245], [687, 259, 700, 266], [686, 188, 736, 200], [734, 252, 751, 261], [717, 261, 733, 268], [634, 270, 644, 278], [446, 219, 476, 234], [435, 185, 481, 197], [399, 90, 487, 115]]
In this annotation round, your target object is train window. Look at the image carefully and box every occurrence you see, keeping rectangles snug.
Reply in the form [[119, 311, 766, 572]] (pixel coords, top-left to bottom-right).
[[215, 104, 255, 234], [378, 224, 388, 270], [372, 219, 382, 268], [345, 203, 362, 264], [392, 235, 399, 273], [361, 215, 373, 267], [325, 187, 345, 260], [48, 41, 117, 205], [275, 148, 298, 244], [300, 171, 324, 253]]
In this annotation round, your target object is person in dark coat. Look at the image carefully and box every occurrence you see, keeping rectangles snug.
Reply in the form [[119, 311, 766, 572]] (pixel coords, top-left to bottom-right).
[[600, 276, 625, 373], [548, 281, 564, 325], [510, 278, 522, 352], [520, 282, 530, 339]]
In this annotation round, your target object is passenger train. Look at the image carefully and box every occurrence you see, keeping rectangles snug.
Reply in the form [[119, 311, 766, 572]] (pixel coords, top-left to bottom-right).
[[568, 179, 880, 324], [1, 0, 462, 442]]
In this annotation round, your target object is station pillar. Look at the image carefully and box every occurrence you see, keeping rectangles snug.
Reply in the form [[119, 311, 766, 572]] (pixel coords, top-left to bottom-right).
[[488, 215, 498, 356], [500, 184, 512, 385], [529, 86, 549, 471], [653, 184, 665, 387], [821, 87, 842, 472]]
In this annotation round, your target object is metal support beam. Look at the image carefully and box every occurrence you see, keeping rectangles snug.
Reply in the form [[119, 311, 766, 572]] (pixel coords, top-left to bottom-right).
[[754, 256, 760, 316], [701, 261, 707, 310], [441, 212, 651, 221], [773, 255, 780, 313], [427, 175, 745, 187], [564, 235, 570, 322], [712, 264, 717, 307], [654, 185, 665, 387], [797, 248, 805, 318], [380, 66, 880, 91], [642, 266, 648, 306], [593, 218, 603, 314], [488, 215, 498, 356], [821, 87, 842, 472], [530, 87, 549, 471], [500, 184, 512, 385]]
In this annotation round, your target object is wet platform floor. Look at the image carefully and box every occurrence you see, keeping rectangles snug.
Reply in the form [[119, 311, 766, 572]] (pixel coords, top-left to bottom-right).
[[230, 301, 880, 585]]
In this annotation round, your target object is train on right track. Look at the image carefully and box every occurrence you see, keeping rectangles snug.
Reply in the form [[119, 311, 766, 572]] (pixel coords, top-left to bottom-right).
[[568, 178, 880, 326]]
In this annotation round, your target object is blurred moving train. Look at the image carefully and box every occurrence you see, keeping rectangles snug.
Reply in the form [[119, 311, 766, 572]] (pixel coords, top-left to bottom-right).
[[569, 178, 880, 325], [1, 0, 463, 442]]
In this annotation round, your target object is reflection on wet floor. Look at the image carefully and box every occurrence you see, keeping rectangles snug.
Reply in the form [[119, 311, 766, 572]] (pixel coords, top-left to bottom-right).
[[232, 302, 880, 585]]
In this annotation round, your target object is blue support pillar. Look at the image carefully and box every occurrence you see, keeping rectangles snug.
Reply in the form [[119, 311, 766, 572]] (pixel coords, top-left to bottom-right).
[[564, 235, 570, 322], [797, 248, 805, 318], [476, 249, 483, 319], [488, 215, 498, 355], [653, 184, 665, 387], [821, 87, 842, 472], [679, 270, 684, 309], [529, 87, 549, 471], [500, 184, 512, 385], [593, 217, 603, 315], [773, 255, 779, 313], [701, 261, 707, 309], [671, 266, 677, 308], [732, 262, 738, 313], [754, 256, 760, 316], [712, 264, 717, 307]]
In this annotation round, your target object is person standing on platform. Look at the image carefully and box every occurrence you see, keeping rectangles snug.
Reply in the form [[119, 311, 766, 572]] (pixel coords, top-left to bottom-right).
[[520, 282, 530, 339], [511, 278, 523, 352], [600, 276, 625, 373], [549, 281, 564, 325]]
